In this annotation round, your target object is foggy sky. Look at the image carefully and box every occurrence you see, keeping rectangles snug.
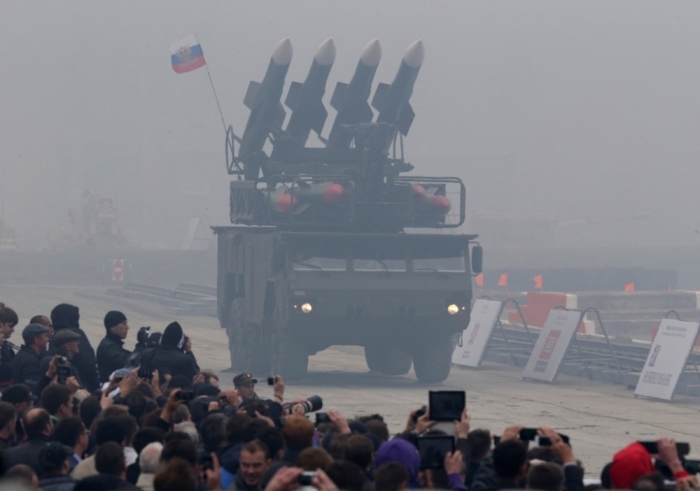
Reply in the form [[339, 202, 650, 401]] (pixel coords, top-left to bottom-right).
[[1, 1, 699, 249]]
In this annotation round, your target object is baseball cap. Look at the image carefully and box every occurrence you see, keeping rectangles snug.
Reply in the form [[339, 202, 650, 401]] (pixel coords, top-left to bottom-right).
[[2, 384, 37, 405], [233, 373, 257, 386]]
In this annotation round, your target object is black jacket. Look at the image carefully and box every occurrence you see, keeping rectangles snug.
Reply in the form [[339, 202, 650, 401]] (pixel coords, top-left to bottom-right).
[[39, 347, 82, 387], [38, 475, 77, 491], [1, 341, 15, 367], [2, 433, 52, 474], [9, 345, 46, 393], [51, 304, 99, 392], [96, 333, 132, 383], [144, 346, 199, 380]]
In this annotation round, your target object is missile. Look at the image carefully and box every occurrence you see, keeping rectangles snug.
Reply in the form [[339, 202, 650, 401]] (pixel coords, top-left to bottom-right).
[[280, 38, 336, 148], [372, 40, 424, 151], [327, 39, 382, 149], [239, 38, 293, 180]]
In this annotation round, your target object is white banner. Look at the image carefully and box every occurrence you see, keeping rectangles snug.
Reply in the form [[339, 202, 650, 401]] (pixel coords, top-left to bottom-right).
[[522, 309, 582, 383], [452, 299, 503, 368], [634, 319, 700, 400]]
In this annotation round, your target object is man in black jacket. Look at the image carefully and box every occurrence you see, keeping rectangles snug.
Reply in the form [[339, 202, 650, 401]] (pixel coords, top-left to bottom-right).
[[2, 408, 54, 473], [39, 330, 83, 388], [96, 311, 132, 383], [146, 322, 199, 380], [50, 304, 99, 392], [10, 324, 52, 394], [0, 305, 19, 368]]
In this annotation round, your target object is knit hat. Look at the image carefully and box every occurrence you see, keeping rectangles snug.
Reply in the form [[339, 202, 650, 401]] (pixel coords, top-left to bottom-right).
[[161, 322, 185, 349], [610, 442, 655, 489], [50, 304, 80, 331], [375, 439, 421, 486], [104, 311, 127, 330]]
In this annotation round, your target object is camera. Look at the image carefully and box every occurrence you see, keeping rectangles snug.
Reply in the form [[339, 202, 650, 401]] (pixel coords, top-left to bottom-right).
[[417, 435, 455, 469], [429, 391, 465, 422], [316, 412, 331, 424], [268, 376, 276, 386], [176, 390, 195, 401], [298, 472, 317, 485], [137, 326, 151, 346], [412, 406, 427, 423], [201, 455, 214, 471], [57, 366, 71, 385], [287, 395, 323, 415], [138, 365, 153, 380]]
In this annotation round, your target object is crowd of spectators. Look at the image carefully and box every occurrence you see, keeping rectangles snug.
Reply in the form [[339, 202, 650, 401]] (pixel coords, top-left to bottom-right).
[[0, 302, 698, 491]]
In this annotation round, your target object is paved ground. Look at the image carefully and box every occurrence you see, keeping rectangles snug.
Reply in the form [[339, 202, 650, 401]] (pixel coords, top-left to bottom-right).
[[2, 285, 700, 478]]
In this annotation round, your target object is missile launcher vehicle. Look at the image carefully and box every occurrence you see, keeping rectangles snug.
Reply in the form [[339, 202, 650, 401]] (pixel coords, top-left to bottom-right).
[[214, 38, 482, 382]]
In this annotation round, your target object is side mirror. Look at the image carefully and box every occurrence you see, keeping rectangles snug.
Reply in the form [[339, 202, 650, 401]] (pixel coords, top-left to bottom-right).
[[471, 244, 483, 274]]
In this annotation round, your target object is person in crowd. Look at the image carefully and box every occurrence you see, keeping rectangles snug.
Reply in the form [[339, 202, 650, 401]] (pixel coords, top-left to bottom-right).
[[10, 323, 52, 392], [30, 315, 53, 331], [96, 311, 132, 383], [0, 304, 19, 367], [465, 429, 491, 487], [40, 384, 75, 423], [297, 447, 333, 471], [40, 329, 83, 386], [375, 462, 410, 491], [136, 442, 162, 491], [2, 384, 34, 410], [326, 460, 366, 491], [235, 440, 273, 491], [345, 434, 375, 491], [50, 304, 99, 392], [527, 462, 564, 491], [3, 408, 53, 473], [94, 441, 141, 490], [144, 322, 199, 380], [234, 373, 285, 405], [0, 401, 16, 450], [153, 457, 199, 491], [71, 416, 128, 479], [5, 463, 39, 489], [263, 414, 315, 484], [36, 441, 77, 491], [53, 417, 89, 471], [0, 364, 14, 393]]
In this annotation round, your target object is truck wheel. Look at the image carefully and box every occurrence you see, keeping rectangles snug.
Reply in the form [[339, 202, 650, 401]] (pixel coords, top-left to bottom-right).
[[364, 345, 412, 375], [412, 337, 453, 384], [279, 342, 309, 380]]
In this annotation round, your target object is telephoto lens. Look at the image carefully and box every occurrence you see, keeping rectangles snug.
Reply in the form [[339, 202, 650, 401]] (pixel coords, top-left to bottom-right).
[[300, 395, 323, 413]]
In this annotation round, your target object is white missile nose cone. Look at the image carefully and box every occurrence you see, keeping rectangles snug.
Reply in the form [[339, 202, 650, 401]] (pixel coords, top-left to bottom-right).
[[403, 39, 424, 68], [360, 39, 382, 67], [272, 38, 293, 65], [314, 38, 336, 66]]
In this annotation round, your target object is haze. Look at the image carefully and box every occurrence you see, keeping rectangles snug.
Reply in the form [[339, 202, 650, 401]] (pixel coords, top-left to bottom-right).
[[1, 1, 699, 249]]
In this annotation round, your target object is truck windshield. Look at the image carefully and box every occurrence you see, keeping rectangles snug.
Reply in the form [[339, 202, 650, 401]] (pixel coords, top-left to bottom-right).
[[352, 259, 407, 272], [293, 257, 346, 271], [413, 256, 467, 272]]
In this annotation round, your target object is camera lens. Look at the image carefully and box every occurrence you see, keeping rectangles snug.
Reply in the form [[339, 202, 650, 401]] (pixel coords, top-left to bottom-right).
[[300, 395, 323, 413]]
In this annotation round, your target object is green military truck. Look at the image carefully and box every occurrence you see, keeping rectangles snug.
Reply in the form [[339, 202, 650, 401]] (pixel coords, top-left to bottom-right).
[[214, 38, 481, 382]]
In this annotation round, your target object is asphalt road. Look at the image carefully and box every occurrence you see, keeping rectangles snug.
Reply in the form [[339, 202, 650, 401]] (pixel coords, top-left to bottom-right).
[[1, 285, 699, 477]]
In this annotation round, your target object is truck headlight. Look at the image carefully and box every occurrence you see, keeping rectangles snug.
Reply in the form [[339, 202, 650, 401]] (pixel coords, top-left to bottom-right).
[[301, 302, 313, 314], [447, 303, 460, 315]]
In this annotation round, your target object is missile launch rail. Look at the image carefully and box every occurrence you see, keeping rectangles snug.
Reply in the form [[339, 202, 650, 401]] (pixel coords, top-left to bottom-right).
[[215, 38, 482, 382]]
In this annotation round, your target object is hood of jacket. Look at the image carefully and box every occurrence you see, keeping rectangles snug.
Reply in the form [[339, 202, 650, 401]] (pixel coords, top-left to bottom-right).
[[51, 304, 80, 331]]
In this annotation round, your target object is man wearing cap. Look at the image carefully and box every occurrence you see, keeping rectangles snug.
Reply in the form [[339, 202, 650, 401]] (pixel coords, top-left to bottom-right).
[[40, 330, 83, 387], [36, 441, 77, 491], [96, 311, 132, 384], [234, 373, 285, 404], [50, 304, 99, 393], [9, 324, 52, 393]]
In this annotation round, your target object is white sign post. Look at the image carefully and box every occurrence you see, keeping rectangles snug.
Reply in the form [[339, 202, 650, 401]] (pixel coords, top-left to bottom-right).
[[634, 318, 700, 400], [522, 309, 583, 383], [452, 299, 504, 368]]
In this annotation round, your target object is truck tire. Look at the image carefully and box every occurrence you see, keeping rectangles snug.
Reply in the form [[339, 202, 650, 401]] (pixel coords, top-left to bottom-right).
[[279, 342, 309, 380], [364, 345, 412, 375], [412, 337, 453, 383]]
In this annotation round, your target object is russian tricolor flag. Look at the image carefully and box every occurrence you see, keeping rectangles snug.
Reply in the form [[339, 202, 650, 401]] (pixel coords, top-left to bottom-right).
[[171, 35, 206, 74]]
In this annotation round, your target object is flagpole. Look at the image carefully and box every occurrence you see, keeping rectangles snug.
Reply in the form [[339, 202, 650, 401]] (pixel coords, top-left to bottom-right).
[[203, 60, 227, 134]]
